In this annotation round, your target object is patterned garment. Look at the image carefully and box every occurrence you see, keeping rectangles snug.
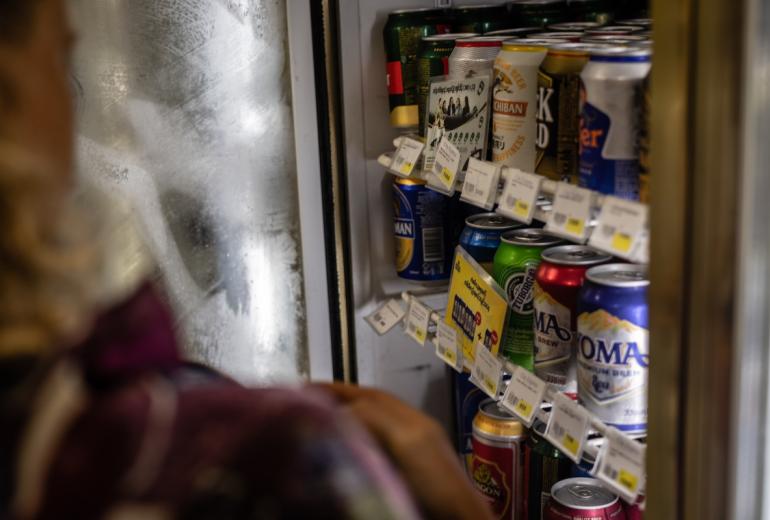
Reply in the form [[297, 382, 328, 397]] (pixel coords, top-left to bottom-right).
[[1, 285, 420, 520]]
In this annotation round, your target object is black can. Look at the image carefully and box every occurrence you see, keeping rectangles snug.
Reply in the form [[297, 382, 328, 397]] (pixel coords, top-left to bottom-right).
[[523, 422, 574, 520]]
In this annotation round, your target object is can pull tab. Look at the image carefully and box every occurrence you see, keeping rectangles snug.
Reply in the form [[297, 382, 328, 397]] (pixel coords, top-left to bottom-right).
[[568, 485, 595, 501]]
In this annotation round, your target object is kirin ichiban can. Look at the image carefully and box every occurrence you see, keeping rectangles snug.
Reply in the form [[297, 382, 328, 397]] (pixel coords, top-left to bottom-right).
[[579, 48, 651, 200], [523, 422, 573, 520], [532, 245, 611, 396], [392, 177, 451, 283], [492, 41, 547, 172], [459, 213, 521, 272], [418, 33, 478, 136], [493, 228, 564, 369], [535, 42, 591, 184], [471, 399, 527, 520], [544, 478, 626, 520], [577, 263, 649, 433], [448, 36, 505, 79], [384, 8, 450, 129]]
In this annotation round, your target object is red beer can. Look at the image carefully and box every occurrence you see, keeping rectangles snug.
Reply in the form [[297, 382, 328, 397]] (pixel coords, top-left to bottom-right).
[[544, 478, 626, 520], [471, 398, 527, 519], [623, 497, 644, 520], [532, 245, 611, 397]]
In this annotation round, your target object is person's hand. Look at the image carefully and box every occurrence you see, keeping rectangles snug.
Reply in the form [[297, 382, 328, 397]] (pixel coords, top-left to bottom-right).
[[317, 383, 493, 520]]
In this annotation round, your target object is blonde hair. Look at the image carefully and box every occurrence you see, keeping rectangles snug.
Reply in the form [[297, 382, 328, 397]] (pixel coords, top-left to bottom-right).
[[0, 144, 97, 357]]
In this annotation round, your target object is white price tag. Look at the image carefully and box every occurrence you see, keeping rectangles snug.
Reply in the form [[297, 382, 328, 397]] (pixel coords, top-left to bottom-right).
[[430, 137, 462, 193], [460, 158, 501, 210], [390, 136, 425, 177], [597, 428, 646, 503], [589, 196, 649, 262], [500, 366, 547, 426], [436, 322, 463, 372], [497, 169, 543, 224], [544, 393, 590, 463], [470, 343, 503, 399], [365, 299, 406, 335], [545, 183, 594, 242], [405, 298, 431, 346]]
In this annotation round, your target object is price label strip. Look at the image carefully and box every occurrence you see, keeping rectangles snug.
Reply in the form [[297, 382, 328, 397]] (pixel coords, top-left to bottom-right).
[[470, 343, 503, 399], [389, 136, 425, 177], [364, 299, 406, 335], [589, 196, 649, 263], [545, 183, 594, 243], [436, 321, 463, 372], [544, 393, 591, 463], [460, 158, 502, 210], [500, 366, 547, 426], [429, 137, 462, 194], [596, 427, 646, 503], [497, 169, 543, 224], [405, 298, 432, 346]]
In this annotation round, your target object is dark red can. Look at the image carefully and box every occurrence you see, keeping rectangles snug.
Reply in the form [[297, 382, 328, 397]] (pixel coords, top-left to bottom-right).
[[532, 245, 611, 397], [544, 478, 626, 520], [623, 497, 644, 520]]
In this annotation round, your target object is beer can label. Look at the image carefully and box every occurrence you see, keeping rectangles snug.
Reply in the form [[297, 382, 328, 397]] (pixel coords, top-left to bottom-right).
[[387, 61, 404, 95], [471, 441, 521, 519], [499, 263, 538, 365], [536, 70, 581, 183], [533, 283, 576, 393], [577, 309, 649, 432]]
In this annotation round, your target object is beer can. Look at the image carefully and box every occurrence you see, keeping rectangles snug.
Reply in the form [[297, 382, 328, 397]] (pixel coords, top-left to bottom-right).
[[471, 399, 527, 520], [579, 48, 651, 200], [418, 33, 479, 136], [571, 449, 597, 478], [449, 36, 506, 79], [548, 21, 602, 31], [577, 263, 649, 433], [536, 42, 591, 184], [492, 41, 547, 172], [565, 0, 615, 25], [637, 72, 650, 203], [615, 18, 653, 29], [544, 478, 626, 520], [486, 27, 544, 38], [453, 369, 487, 471], [452, 4, 512, 34], [459, 213, 521, 272], [384, 8, 450, 128], [533, 245, 611, 395], [581, 34, 648, 45], [392, 176, 451, 283], [493, 228, 564, 368], [585, 25, 644, 35], [509, 0, 569, 28], [524, 422, 574, 520], [624, 498, 644, 520], [526, 31, 585, 42]]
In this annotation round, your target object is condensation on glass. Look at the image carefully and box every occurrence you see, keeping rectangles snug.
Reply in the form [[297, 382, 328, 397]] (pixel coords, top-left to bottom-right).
[[68, 0, 308, 383]]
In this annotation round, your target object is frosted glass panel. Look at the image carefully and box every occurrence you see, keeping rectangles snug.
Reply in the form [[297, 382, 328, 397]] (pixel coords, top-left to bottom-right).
[[69, 0, 307, 383]]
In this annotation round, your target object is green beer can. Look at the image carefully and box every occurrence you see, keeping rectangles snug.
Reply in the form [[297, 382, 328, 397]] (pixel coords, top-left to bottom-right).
[[492, 228, 563, 368]]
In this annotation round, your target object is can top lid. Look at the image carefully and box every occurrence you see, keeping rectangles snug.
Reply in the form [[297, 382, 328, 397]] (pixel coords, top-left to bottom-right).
[[485, 27, 542, 36], [501, 40, 551, 51], [548, 21, 601, 31], [586, 263, 649, 287], [582, 34, 647, 43], [500, 228, 564, 247], [465, 213, 519, 231], [511, 0, 565, 5], [526, 31, 583, 39], [422, 33, 479, 42], [453, 3, 501, 9], [394, 176, 427, 186], [473, 398, 525, 439], [391, 7, 444, 15], [541, 245, 612, 266], [551, 478, 619, 509], [543, 41, 599, 54], [456, 36, 507, 47], [586, 25, 644, 34], [616, 18, 653, 27], [518, 38, 569, 46], [589, 47, 652, 61]]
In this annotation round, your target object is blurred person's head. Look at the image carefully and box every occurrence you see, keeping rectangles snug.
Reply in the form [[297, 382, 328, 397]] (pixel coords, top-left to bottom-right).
[[0, 0, 94, 360]]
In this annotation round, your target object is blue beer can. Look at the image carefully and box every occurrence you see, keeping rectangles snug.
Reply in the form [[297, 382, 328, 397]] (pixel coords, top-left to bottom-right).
[[393, 176, 451, 283], [576, 263, 649, 433], [458, 213, 520, 272]]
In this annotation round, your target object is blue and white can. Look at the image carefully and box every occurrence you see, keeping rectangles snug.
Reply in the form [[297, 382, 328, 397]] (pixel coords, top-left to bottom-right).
[[576, 263, 649, 433], [578, 48, 651, 200]]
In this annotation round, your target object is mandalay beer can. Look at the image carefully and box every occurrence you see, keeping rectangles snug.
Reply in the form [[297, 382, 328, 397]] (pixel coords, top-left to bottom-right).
[[533, 245, 611, 396], [493, 228, 564, 368], [459, 213, 521, 272], [579, 48, 651, 199], [492, 41, 547, 172], [544, 478, 626, 519], [471, 399, 527, 520], [449, 36, 506, 79], [577, 263, 649, 433]]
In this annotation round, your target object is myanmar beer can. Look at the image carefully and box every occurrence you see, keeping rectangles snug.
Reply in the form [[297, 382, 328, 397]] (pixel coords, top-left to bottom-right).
[[449, 36, 506, 79], [533, 245, 611, 396], [459, 213, 521, 272], [454, 369, 487, 471], [524, 421, 574, 520], [579, 48, 651, 200], [536, 42, 591, 184], [471, 399, 527, 520], [451, 3, 511, 34], [392, 176, 451, 283], [577, 263, 649, 433], [492, 41, 547, 172], [493, 228, 564, 368], [544, 478, 626, 520], [418, 33, 479, 136], [384, 8, 451, 129]]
